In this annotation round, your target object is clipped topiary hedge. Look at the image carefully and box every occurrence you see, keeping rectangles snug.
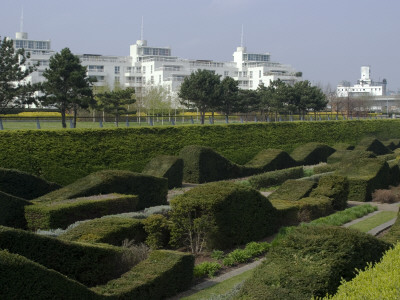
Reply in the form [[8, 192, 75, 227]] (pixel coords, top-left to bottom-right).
[[332, 142, 355, 151], [290, 142, 336, 165], [327, 150, 376, 165], [170, 181, 278, 250], [0, 191, 31, 229], [0, 167, 61, 200], [236, 226, 390, 300], [92, 250, 194, 300], [0, 250, 101, 300], [25, 194, 139, 231], [382, 138, 400, 150], [268, 179, 316, 202], [248, 166, 304, 189], [270, 196, 333, 226], [0, 225, 129, 287], [1, 120, 400, 185], [58, 217, 146, 246], [142, 155, 183, 189], [388, 159, 400, 186], [354, 137, 392, 155], [310, 174, 349, 210], [381, 208, 400, 245], [34, 170, 168, 210], [244, 148, 297, 172]]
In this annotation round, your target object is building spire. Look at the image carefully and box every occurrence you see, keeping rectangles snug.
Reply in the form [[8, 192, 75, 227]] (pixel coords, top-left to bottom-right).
[[141, 16, 144, 41], [240, 24, 244, 47], [20, 6, 24, 32]]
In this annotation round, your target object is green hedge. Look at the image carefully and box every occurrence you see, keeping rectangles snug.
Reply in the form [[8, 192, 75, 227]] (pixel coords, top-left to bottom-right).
[[382, 138, 400, 150], [327, 150, 376, 164], [332, 143, 355, 151], [59, 217, 146, 246], [34, 170, 168, 210], [322, 243, 400, 299], [0, 191, 31, 229], [244, 148, 297, 172], [169, 181, 278, 250], [0, 250, 101, 300], [92, 250, 194, 300], [270, 196, 333, 226], [0, 167, 61, 200], [0, 226, 129, 287], [2, 120, 400, 185], [248, 166, 304, 189], [25, 194, 139, 230], [388, 159, 400, 186], [142, 155, 183, 189], [354, 137, 392, 155], [290, 142, 336, 165], [310, 175, 349, 210], [268, 179, 316, 201], [237, 226, 390, 300], [382, 208, 400, 244]]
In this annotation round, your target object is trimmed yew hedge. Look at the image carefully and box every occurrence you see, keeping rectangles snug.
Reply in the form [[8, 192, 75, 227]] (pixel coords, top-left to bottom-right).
[[0, 226, 129, 287], [0, 191, 31, 229], [290, 142, 336, 165], [310, 175, 349, 210], [268, 179, 316, 202], [248, 166, 304, 189], [354, 137, 392, 155], [1, 120, 400, 185], [92, 250, 194, 299], [25, 194, 139, 230], [244, 148, 297, 172], [142, 155, 183, 188]]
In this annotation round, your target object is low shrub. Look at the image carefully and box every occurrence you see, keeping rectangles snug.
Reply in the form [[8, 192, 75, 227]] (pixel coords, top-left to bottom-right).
[[248, 166, 304, 189], [354, 137, 392, 155], [0, 191, 31, 229], [142, 214, 171, 249], [310, 175, 349, 210], [290, 142, 336, 165], [169, 181, 277, 251], [142, 155, 183, 189], [58, 217, 146, 246], [194, 261, 222, 278], [0, 250, 100, 299], [25, 194, 139, 230], [321, 243, 400, 299], [0, 225, 129, 287], [179, 145, 244, 183], [268, 179, 316, 201], [236, 226, 390, 300], [372, 189, 398, 203], [244, 149, 297, 172], [0, 167, 61, 200], [211, 250, 225, 260], [92, 250, 194, 300], [223, 242, 270, 267], [34, 170, 168, 210], [120, 239, 150, 267]]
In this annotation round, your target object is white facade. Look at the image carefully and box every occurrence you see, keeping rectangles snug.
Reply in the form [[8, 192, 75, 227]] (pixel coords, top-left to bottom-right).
[[8, 31, 301, 106], [336, 66, 387, 97]]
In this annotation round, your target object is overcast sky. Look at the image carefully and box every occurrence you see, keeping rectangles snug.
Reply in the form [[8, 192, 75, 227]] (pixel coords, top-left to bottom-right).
[[2, 0, 400, 91]]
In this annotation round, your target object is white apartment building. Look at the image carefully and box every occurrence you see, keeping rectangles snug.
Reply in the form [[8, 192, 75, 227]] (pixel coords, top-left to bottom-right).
[[336, 66, 387, 97], [9, 30, 302, 107]]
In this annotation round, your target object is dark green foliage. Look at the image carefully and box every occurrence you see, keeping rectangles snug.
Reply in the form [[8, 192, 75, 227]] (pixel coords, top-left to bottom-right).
[[0, 191, 31, 228], [170, 181, 277, 250], [327, 150, 376, 164], [142, 214, 171, 249], [336, 157, 391, 202], [290, 142, 336, 165], [25, 194, 139, 230], [355, 137, 392, 155], [268, 179, 316, 201], [382, 208, 400, 244], [388, 160, 400, 186], [0, 250, 101, 300], [92, 250, 194, 299], [382, 138, 400, 150], [0, 226, 128, 287], [237, 226, 390, 300], [1, 120, 400, 185], [0, 167, 61, 200], [58, 217, 146, 246], [270, 197, 333, 226], [248, 166, 304, 189], [34, 170, 168, 210], [332, 143, 355, 151], [142, 155, 183, 189], [244, 148, 297, 172], [179, 145, 244, 183], [310, 175, 349, 210]]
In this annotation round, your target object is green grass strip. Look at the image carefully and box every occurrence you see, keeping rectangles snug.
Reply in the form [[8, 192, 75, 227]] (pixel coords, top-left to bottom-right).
[[181, 268, 254, 300], [348, 211, 397, 233]]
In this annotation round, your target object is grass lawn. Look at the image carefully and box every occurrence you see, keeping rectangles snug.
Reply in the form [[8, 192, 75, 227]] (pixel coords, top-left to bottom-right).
[[181, 268, 254, 300], [348, 211, 398, 233]]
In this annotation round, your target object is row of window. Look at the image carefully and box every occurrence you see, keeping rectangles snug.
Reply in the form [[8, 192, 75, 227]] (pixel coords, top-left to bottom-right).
[[15, 40, 50, 50]]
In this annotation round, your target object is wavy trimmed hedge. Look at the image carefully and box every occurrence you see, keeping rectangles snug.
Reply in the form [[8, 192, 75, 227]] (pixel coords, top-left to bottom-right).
[[2, 120, 400, 185], [92, 250, 194, 299], [244, 148, 297, 171], [0, 191, 31, 228], [0, 226, 128, 287], [142, 155, 183, 188], [268, 179, 316, 201], [354, 137, 392, 155], [248, 166, 304, 189], [25, 194, 139, 230], [290, 142, 336, 165]]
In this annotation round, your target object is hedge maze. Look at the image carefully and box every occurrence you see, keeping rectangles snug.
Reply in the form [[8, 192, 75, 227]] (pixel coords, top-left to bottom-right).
[[1, 121, 400, 298]]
